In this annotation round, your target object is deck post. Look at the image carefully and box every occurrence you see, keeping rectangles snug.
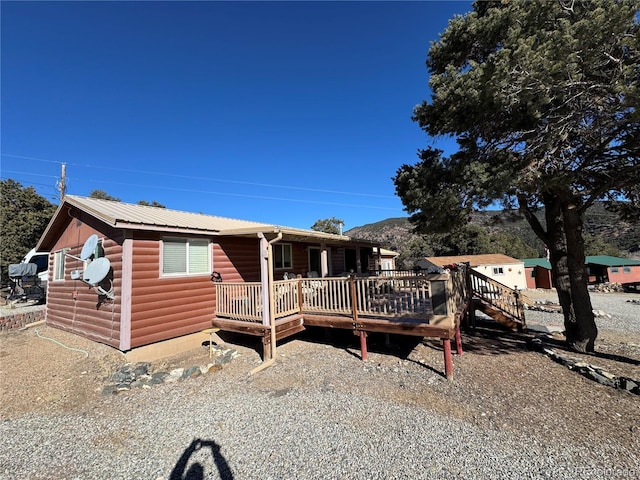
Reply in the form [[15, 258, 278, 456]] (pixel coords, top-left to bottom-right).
[[443, 338, 453, 379], [359, 331, 368, 361], [455, 326, 463, 355]]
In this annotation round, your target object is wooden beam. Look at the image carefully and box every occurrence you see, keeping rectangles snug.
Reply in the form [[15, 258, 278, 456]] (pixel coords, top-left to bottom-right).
[[443, 338, 453, 379]]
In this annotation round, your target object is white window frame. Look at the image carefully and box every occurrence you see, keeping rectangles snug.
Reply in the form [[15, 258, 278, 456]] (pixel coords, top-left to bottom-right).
[[161, 237, 211, 276], [492, 266, 505, 275], [273, 243, 293, 270], [53, 249, 68, 281]]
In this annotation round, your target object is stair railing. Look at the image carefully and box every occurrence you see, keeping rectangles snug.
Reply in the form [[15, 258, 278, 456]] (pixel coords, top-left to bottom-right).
[[467, 269, 526, 327]]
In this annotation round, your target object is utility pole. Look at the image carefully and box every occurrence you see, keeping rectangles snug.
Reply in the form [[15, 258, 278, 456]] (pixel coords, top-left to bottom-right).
[[58, 163, 66, 201]]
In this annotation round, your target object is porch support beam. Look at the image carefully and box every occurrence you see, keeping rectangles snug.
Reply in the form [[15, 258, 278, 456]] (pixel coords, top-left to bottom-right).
[[443, 338, 453, 379], [320, 243, 329, 277]]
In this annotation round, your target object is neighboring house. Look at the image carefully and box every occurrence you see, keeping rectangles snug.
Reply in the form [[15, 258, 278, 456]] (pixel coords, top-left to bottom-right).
[[417, 254, 528, 290], [369, 247, 400, 274], [585, 256, 640, 285], [522, 255, 640, 289], [35, 195, 378, 354], [522, 258, 553, 290]]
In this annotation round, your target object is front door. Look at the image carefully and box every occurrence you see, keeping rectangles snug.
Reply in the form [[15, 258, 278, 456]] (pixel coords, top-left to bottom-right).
[[308, 248, 321, 277]]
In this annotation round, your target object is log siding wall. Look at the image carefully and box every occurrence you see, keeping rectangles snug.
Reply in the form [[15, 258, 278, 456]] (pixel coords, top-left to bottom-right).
[[46, 215, 123, 348]]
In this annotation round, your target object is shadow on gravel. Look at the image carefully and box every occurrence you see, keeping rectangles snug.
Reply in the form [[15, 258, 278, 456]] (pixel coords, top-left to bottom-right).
[[455, 318, 533, 356], [299, 326, 424, 357], [170, 439, 233, 480], [539, 336, 640, 366]]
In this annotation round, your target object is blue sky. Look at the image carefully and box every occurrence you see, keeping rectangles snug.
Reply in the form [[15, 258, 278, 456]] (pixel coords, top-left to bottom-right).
[[2, 1, 472, 231]]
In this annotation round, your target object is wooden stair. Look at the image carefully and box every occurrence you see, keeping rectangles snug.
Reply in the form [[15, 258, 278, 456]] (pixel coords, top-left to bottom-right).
[[472, 298, 525, 331], [467, 269, 527, 332]]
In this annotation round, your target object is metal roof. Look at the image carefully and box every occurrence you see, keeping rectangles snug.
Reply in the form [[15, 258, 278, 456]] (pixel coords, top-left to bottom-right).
[[37, 195, 374, 250], [522, 256, 640, 269], [585, 255, 640, 267], [522, 258, 551, 269], [426, 254, 522, 267], [64, 195, 272, 233]]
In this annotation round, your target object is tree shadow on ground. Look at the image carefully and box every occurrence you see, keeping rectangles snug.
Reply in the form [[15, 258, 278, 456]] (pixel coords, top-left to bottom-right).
[[536, 335, 640, 366]]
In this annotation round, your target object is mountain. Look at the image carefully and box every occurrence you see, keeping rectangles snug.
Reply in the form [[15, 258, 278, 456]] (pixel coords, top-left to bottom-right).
[[346, 203, 640, 262]]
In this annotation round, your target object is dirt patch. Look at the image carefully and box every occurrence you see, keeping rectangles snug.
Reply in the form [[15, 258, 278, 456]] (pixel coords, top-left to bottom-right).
[[0, 322, 237, 418]]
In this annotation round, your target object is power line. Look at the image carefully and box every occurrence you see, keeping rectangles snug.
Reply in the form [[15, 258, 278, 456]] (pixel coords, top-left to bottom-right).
[[1, 169, 403, 211], [1, 170, 59, 181], [1, 153, 397, 199], [0, 176, 58, 191], [73, 178, 403, 211]]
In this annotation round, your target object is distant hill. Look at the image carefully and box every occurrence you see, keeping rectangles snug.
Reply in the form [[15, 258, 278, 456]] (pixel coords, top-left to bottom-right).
[[346, 203, 640, 262]]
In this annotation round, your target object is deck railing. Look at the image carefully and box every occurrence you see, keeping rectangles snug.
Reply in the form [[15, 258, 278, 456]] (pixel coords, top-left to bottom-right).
[[215, 272, 468, 326], [214, 282, 263, 322]]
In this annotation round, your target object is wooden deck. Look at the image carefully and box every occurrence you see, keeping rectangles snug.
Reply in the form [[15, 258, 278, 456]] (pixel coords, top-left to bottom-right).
[[211, 273, 468, 377], [209, 268, 528, 378]]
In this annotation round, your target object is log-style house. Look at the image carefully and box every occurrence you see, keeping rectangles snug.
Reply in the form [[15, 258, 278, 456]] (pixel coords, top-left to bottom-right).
[[36, 196, 467, 377]]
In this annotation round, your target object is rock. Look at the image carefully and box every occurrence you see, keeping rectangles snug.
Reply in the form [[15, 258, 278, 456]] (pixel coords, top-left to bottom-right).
[[182, 366, 201, 379], [619, 377, 640, 394], [111, 370, 134, 383], [150, 372, 169, 384], [586, 369, 617, 388], [133, 363, 151, 376], [207, 364, 223, 374]]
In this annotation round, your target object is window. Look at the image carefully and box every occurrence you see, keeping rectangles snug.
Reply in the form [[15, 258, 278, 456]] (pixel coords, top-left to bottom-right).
[[274, 243, 292, 269], [53, 249, 68, 281], [611, 266, 619, 273], [162, 238, 210, 275], [623, 266, 631, 273], [492, 267, 504, 275]]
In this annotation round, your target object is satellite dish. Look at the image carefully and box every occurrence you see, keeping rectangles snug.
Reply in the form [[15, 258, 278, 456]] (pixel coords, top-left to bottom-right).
[[80, 234, 99, 261], [83, 257, 110, 285]]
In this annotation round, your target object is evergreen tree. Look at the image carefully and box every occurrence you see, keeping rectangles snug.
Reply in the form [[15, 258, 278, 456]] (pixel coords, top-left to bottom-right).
[[394, 1, 639, 351], [0, 180, 56, 282], [311, 217, 345, 235]]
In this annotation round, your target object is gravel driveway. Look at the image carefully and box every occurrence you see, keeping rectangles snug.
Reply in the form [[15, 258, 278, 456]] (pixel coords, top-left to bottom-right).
[[1, 290, 639, 480]]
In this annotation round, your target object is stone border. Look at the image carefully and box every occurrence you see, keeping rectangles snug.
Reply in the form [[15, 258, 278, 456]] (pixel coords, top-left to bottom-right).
[[529, 338, 639, 395], [102, 345, 240, 394]]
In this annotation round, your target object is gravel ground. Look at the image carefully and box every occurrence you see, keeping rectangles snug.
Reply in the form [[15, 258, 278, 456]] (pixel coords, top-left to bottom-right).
[[1, 290, 639, 480], [524, 290, 640, 335]]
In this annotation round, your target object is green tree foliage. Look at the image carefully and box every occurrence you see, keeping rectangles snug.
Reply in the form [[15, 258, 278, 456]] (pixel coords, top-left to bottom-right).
[[0, 180, 56, 282], [488, 233, 539, 260], [396, 236, 434, 270], [311, 217, 345, 235], [89, 190, 120, 201], [137, 200, 166, 208], [583, 235, 624, 257], [394, 1, 640, 352]]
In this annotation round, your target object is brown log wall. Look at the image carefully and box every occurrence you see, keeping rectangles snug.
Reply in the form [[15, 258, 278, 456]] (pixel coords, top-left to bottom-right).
[[45, 216, 123, 349], [128, 236, 263, 348]]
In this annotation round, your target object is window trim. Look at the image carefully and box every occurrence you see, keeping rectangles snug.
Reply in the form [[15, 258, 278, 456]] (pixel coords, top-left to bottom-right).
[[53, 248, 69, 281], [273, 243, 293, 270], [161, 237, 211, 277]]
